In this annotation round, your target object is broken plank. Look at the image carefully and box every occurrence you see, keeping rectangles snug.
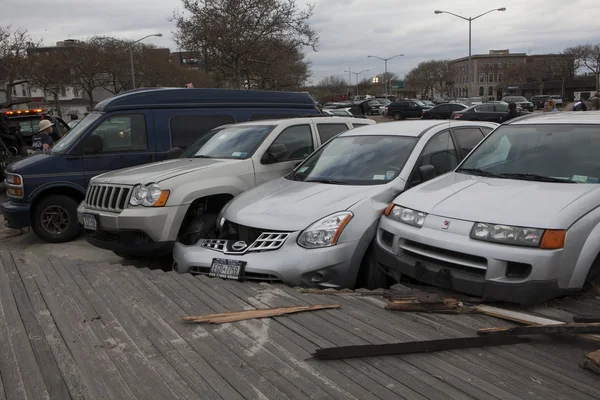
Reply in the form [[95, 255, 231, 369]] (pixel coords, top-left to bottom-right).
[[582, 350, 600, 375], [182, 304, 340, 324], [475, 304, 600, 342], [298, 288, 388, 296], [478, 322, 600, 336], [312, 335, 530, 360]]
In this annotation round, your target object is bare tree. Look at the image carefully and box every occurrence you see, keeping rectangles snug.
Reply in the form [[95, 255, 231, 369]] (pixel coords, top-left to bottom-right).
[[316, 76, 347, 101], [578, 44, 600, 91], [25, 53, 72, 117], [0, 26, 39, 104], [405, 60, 450, 98], [173, 0, 318, 89]]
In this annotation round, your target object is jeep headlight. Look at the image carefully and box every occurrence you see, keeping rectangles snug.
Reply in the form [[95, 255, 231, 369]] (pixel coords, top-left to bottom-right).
[[129, 183, 170, 207], [470, 223, 546, 247], [297, 211, 353, 249], [385, 205, 427, 228]]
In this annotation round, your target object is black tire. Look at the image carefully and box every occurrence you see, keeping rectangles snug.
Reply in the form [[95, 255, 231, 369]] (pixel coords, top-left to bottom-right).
[[178, 213, 218, 245], [19, 146, 35, 156], [358, 247, 391, 290], [585, 256, 600, 285], [32, 195, 80, 243], [393, 112, 403, 121]]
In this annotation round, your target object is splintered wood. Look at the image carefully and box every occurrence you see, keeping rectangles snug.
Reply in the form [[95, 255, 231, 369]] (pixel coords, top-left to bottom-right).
[[384, 292, 474, 313], [182, 304, 340, 324], [582, 350, 600, 375]]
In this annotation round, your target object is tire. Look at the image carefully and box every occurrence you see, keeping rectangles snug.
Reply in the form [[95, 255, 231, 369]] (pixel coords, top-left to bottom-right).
[[113, 251, 141, 260], [393, 112, 403, 121], [32, 195, 80, 243], [178, 213, 218, 245], [585, 256, 600, 285], [358, 247, 391, 290]]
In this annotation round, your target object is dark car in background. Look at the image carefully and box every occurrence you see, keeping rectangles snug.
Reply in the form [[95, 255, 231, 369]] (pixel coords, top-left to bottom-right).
[[422, 103, 468, 119], [451, 103, 508, 122], [530, 95, 549, 109], [364, 99, 383, 115], [502, 96, 534, 112], [386, 100, 433, 120]]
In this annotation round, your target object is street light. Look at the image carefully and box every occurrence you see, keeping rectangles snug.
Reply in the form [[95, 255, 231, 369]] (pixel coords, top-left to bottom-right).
[[130, 33, 163, 89], [434, 8, 505, 98], [367, 54, 404, 95], [344, 69, 370, 96]]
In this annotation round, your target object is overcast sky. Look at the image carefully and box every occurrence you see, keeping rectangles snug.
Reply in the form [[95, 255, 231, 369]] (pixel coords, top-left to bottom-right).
[[3, 0, 599, 85]]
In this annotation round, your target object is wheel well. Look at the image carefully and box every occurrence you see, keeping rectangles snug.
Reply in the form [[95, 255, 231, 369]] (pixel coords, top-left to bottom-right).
[[177, 193, 234, 235], [31, 186, 85, 213]]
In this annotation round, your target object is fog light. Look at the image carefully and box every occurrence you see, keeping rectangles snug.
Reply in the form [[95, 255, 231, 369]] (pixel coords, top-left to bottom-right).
[[310, 272, 325, 282], [7, 188, 23, 197]]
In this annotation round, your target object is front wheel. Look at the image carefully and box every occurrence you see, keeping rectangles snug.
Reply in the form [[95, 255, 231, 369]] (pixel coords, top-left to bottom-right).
[[178, 213, 217, 245], [32, 195, 80, 243], [393, 112, 403, 121], [357, 246, 391, 290]]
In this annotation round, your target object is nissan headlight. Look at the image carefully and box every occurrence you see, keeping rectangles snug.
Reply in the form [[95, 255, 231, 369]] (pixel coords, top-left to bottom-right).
[[470, 223, 546, 247], [385, 205, 427, 228], [297, 211, 353, 249], [129, 183, 170, 207]]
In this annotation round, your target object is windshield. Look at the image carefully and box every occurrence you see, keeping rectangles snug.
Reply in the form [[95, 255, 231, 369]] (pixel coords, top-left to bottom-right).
[[506, 96, 527, 102], [287, 135, 418, 185], [415, 101, 426, 106], [179, 125, 275, 159], [51, 112, 103, 154], [458, 124, 600, 183], [11, 117, 41, 136], [328, 110, 351, 116]]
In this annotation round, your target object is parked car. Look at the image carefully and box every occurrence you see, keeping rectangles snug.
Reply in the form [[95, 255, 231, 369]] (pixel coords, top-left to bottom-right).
[[0, 88, 321, 243], [375, 112, 600, 305], [386, 100, 433, 120], [469, 97, 484, 105], [422, 103, 468, 120], [377, 99, 391, 115], [364, 100, 383, 115], [452, 103, 508, 122], [2, 108, 69, 149], [530, 95, 558, 109], [501, 96, 534, 112], [76, 117, 374, 258], [421, 100, 436, 108], [172, 120, 498, 289], [323, 109, 353, 117]]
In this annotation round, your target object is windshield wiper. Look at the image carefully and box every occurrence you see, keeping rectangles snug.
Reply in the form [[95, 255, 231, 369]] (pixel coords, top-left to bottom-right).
[[456, 168, 501, 178], [304, 178, 349, 185], [194, 155, 213, 158], [497, 173, 576, 183]]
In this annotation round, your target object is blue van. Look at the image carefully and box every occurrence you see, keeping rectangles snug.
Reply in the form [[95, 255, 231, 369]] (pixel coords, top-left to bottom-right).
[[1, 88, 320, 243]]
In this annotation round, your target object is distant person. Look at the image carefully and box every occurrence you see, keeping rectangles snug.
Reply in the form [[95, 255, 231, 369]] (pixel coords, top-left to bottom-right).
[[500, 102, 519, 123], [543, 99, 559, 113], [573, 97, 587, 111], [32, 120, 55, 154], [592, 93, 600, 110]]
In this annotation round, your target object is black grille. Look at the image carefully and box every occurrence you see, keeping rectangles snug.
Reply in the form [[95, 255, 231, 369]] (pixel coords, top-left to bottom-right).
[[219, 221, 269, 244], [404, 240, 487, 266]]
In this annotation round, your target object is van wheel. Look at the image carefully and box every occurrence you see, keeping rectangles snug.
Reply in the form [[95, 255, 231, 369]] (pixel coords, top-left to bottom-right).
[[585, 255, 600, 285], [393, 112, 403, 121], [32, 195, 80, 243], [358, 246, 391, 290], [178, 213, 217, 245]]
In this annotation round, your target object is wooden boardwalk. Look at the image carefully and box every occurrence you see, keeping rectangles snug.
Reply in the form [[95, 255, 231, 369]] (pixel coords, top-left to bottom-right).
[[0, 250, 599, 400]]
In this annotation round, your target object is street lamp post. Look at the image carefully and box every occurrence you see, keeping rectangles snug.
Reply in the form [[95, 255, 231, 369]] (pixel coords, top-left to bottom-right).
[[130, 33, 163, 89], [345, 69, 370, 96], [367, 54, 404, 95], [434, 8, 505, 98]]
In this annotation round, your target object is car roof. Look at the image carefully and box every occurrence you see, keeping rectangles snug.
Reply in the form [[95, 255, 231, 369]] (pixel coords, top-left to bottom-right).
[[221, 116, 374, 127], [94, 87, 317, 112], [339, 120, 498, 138], [507, 110, 600, 125]]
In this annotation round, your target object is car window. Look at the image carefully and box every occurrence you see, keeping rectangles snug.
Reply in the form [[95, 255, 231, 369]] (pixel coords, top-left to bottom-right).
[[481, 127, 494, 135], [56, 119, 70, 135], [352, 123, 369, 128], [493, 104, 508, 112], [270, 124, 314, 162], [476, 105, 494, 112], [316, 123, 349, 143], [452, 104, 466, 111], [437, 104, 450, 113], [91, 114, 147, 153], [288, 135, 418, 185], [416, 131, 458, 178], [170, 115, 235, 149], [453, 128, 484, 156], [180, 125, 275, 159]]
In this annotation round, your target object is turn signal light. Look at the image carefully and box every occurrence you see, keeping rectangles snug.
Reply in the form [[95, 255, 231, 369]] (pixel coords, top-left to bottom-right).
[[152, 190, 170, 207], [7, 188, 23, 197], [384, 203, 395, 216], [13, 175, 21, 185], [540, 230, 566, 249], [454, 114, 463, 119]]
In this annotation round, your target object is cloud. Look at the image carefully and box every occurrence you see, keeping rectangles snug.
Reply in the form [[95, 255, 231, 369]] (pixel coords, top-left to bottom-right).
[[2, 0, 598, 85]]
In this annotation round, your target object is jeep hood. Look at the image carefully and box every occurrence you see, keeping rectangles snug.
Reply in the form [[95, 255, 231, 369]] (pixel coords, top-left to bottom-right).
[[223, 177, 386, 231], [91, 158, 243, 185], [395, 172, 600, 229]]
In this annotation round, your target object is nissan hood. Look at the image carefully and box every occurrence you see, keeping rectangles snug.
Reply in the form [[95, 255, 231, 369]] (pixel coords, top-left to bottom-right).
[[394, 172, 600, 229], [91, 158, 244, 186], [224, 177, 387, 231]]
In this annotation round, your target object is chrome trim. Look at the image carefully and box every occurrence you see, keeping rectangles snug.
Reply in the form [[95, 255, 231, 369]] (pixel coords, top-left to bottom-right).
[[201, 232, 290, 255], [84, 183, 132, 212]]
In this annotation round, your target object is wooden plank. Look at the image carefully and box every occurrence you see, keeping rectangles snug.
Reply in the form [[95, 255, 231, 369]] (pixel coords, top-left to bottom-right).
[[14, 254, 93, 399], [573, 315, 600, 323], [39, 256, 136, 398], [136, 268, 307, 400], [478, 323, 600, 336], [0, 252, 49, 399], [56, 258, 195, 400], [582, 350, 600, 374], [0, 254, 27, 400], [76, 262, 224, 400], [183, 304, 341, 323], [476, 305, 600, 342]]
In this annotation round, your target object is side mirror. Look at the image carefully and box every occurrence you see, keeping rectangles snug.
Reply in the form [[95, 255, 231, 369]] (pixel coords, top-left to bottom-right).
[[261, 143, 287, 164], [166, 147, 183, 159], [83, 135, 103, 154], [419, 164, 437, 182]]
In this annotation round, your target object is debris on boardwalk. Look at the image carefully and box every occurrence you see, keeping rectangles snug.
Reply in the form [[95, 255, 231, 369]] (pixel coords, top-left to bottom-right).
[[384, 291, 475, 313], [478, 322, 600, 336], [582, 350, 600, 374], [182, 304, 340, 324]]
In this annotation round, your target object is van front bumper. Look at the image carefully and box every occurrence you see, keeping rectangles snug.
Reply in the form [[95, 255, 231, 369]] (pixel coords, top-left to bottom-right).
[[374, 215, 567, 305], [77, 203, 185, 256], [173, 233, 359, 288], [0, 200, 32, 229]]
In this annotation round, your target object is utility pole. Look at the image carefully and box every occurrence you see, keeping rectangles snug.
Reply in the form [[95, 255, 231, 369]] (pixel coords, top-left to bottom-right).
[[345, 69, 369, 97], [367, 54, 404, 95], [129, 33, 163, 89]]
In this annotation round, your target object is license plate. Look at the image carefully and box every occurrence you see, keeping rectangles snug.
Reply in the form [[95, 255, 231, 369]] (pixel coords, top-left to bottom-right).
[[209, 258, 246, 280], [82, 213, 98, 231]]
